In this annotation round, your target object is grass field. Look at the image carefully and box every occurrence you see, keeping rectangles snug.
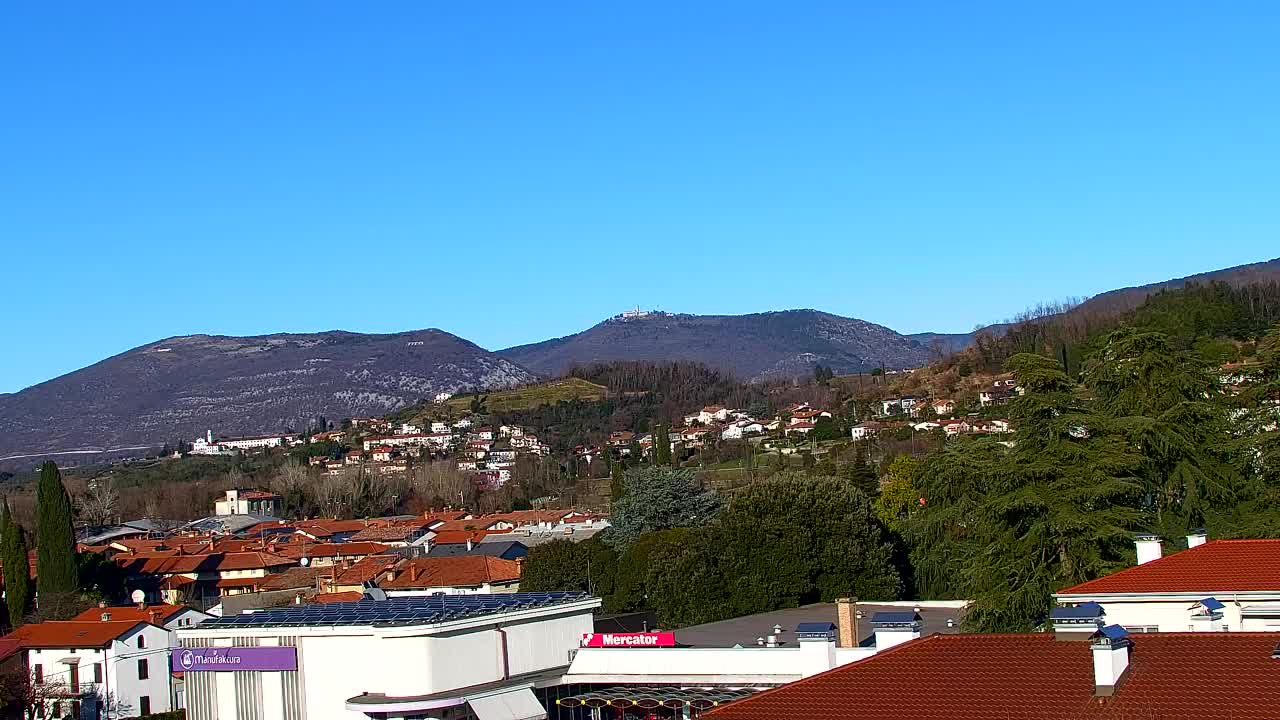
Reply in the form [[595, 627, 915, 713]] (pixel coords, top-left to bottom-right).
[[442, 377, 608, 414]]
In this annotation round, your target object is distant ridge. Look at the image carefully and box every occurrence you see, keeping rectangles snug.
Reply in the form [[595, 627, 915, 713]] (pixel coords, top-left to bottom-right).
[[498, 309, 933, 381], [0, 329, 535, 461]]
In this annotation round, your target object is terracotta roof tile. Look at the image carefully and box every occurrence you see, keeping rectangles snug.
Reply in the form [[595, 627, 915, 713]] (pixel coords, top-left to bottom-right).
[[311, 591, 364, 604], [333, 555, 402, 585], [379, 556, 521, 590], [706, 633, 1280, 720], [4, 621, 153, 649], [70, 604, 193, 624], [1058, 540, 1280, 595]]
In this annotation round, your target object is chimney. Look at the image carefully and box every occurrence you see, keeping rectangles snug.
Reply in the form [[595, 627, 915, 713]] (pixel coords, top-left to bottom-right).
[[100, 611, 112, 622], [409, 565, 418, 583], [870, 612, 922, 651], [98, 600, 107, 609], [1134, 534, 1162, 565], [1091, 625, 1132, 696], [137, 598, 146, 611], [1187, 528, 1208, 549], [466, 538, 474, 552], [149, 610, 161, 625], [835, 597, 857, 648], [1051, 602, 1107, 640]]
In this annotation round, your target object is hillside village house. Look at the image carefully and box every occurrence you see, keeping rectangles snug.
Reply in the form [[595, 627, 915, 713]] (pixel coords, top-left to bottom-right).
[[1053, 533, 1280, 633], [721, 420, 765, 440], [214, 488, 282, 517], [8, 618, 176, 720]]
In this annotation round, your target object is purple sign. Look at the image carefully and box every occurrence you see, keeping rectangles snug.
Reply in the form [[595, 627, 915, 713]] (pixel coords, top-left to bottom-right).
[[171, 647, 298, 672]]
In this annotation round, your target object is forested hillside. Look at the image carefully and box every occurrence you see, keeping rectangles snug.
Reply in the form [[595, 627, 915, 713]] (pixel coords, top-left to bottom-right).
[[522, 279, 1280, 632]]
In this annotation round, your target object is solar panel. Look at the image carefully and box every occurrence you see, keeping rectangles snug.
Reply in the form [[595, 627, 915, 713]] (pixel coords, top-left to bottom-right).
[[1199, 597, 1226, 612], [199, 591, 593, 629], [1050, 602, 1105, 620], [870, 611, 920, 625]]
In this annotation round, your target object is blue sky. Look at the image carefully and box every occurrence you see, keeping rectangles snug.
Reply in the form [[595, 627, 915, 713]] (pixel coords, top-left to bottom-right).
[[3, 2, 1278, 393]]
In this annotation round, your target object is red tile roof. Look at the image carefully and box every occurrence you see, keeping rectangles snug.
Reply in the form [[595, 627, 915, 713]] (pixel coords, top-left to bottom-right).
[[273, 541, 389, 559], [4, 621, 153, 649], [1057, 540, 1280, 595], [705, 633, 1280, 720], [311, 591, 364, 604], [70, 604, 195, 624], [116, 551, 296, 575], [349, 526, 423, 543], [333, 554, 402, 586], [379, 556, 521, 590]]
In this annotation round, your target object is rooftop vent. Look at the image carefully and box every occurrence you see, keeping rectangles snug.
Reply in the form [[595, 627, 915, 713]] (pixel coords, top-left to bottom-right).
[[795, 622, 837, 642], [1091, 625, 1132, 696], [1050, 602, 1106, 641]]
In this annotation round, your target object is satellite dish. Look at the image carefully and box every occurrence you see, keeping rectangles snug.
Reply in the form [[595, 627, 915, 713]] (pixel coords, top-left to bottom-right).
[[131, 589, 146, 604], [299, 557, 310, 567]]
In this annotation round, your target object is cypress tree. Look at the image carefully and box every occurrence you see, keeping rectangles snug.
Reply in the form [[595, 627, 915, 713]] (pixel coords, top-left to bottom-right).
[[1, 499, 30, 628], [36, 461, 78, 601], [653, 423, 671, 466]]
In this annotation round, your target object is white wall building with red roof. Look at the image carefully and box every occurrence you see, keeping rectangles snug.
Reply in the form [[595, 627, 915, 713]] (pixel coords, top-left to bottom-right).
[[1054, 533, 1280, 633]]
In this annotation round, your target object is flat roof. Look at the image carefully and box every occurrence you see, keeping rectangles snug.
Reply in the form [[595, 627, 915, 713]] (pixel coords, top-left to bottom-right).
[[673, 602, 965, 648], [196, 592, 594, 629]]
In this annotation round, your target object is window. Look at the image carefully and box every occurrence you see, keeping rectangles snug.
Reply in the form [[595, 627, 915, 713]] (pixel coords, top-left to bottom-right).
[[137, 635, 146, 649], [137, 658, 149, 680], [1123, 626, 1160, 634], [32, 664, 43, 683], [139, 696, 151, 716], [93, 663, 103, 683]]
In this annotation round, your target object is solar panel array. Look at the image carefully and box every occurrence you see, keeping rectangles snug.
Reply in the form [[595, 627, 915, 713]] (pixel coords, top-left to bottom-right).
[[201, 591, 592, 628]]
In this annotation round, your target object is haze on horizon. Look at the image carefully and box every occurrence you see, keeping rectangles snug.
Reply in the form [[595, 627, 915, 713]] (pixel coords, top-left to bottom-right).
[[4, 2, 1280, 393]]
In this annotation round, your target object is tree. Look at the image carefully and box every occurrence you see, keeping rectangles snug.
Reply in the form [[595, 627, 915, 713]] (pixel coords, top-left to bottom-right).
[[907, 354, 1145, 631], [607, 467, 721, 548], [652, 423, 672, 466], [875, 455, 919, 532], [520, 538, 617, 599], [845, 442, 880, 497], [704, 474, 900, 619], [609, 462, 625, 502], [76, 477, 119, 526], [36, 462, 78, 607], [1, 499, 30, 628], [1083, 328, 1240, 531]]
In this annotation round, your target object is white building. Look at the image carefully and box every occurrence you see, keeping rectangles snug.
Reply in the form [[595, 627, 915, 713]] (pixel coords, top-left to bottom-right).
[[1053, 533, 1280, 632], [190, 430, 229, 456], [215, 488, 282, 517], [178, 592, 599, 720], [721, 421, 764, 441], [219, 434, 291, 451], [14, 618, 175, 719]]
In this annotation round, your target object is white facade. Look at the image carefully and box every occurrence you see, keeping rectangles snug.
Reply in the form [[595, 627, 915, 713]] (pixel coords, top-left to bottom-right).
[[178, 596, 600, 720], [221, 435, 288, 451], [26, 623, 173, 720], [215, 489, 282, 517]]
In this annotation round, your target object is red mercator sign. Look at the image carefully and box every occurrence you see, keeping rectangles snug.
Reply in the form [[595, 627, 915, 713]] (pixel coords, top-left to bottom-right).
[[581, 632, 676, 648]]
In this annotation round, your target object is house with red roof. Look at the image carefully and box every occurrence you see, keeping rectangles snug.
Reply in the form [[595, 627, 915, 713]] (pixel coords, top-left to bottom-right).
[[1055, 533, 1280, 633], [213, 488, 281, 517], [3, 617, 176, 719], [702, 627, 1280, 720]]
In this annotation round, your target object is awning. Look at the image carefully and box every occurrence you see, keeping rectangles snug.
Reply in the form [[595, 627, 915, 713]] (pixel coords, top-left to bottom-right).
[[557, 687, 756, 710], [469, 688, 546, 720]]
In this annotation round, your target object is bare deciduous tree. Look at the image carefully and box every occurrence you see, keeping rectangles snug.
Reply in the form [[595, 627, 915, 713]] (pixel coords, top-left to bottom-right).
[[77, 477, 119, 526]]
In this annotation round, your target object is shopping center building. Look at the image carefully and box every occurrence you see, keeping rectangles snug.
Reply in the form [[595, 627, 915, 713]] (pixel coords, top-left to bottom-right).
[[176, 592, 600, 720], [175, 592, 965, 720]]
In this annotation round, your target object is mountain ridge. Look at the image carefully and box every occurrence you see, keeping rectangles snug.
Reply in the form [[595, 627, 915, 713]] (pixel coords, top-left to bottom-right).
[[0, 327, 535, 460], [498, 308, 934, 381]]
